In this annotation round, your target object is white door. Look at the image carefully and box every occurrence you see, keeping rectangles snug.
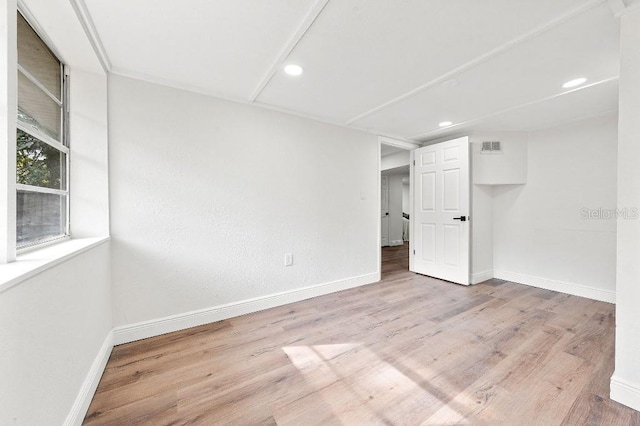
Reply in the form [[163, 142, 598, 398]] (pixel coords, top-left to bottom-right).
[[381, 175, 389, 247], [411, 136, 470, 284]]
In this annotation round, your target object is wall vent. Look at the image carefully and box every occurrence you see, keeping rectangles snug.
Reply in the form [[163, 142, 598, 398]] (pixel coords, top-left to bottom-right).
[[481, 141, 502, 153]]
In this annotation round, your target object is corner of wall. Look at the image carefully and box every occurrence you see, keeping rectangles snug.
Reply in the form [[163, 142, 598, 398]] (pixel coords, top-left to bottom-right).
[[64, 331, 114, 426]]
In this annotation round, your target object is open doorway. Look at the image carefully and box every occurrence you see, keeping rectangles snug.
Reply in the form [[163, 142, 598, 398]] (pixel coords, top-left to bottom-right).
[[379, 137, 419, 277]]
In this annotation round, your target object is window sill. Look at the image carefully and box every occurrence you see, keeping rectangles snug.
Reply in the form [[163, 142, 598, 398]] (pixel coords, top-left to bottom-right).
[[0, 236, 110, 295]]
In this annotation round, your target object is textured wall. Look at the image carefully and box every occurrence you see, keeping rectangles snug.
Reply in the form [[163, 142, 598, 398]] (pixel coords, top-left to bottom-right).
[[108, 74, 379, 327]]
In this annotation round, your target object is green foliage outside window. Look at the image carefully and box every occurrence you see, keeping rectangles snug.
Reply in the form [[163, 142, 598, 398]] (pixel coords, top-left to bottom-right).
[[17, 128, 62, 189]]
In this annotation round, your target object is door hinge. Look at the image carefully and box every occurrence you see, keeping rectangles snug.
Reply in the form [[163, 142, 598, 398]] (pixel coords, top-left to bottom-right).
[[413, 160, 415, 166], [413, 250, 416, 255]]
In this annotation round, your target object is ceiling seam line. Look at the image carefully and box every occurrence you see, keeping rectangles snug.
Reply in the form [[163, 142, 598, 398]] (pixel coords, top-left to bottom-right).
[[248, 0, 330, 103], [345, 0, 607, 126], [249, 99, 409, 141], [407, 76, 619, 140], [68, 0, 112, 73], [109, 64, 409, 141]]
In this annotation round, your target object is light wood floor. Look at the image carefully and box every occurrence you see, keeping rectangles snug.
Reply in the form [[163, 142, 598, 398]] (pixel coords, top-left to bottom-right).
[[84, 243, 639, 425]]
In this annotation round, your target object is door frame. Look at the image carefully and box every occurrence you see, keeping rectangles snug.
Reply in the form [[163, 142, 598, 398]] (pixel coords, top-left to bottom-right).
[[378, 136, 420, 271]]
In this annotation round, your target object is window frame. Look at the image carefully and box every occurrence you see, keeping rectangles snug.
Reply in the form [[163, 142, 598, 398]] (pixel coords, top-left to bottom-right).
[[15, 11, 70, 251]]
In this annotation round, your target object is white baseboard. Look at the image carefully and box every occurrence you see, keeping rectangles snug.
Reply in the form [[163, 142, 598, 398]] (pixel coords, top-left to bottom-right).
[[471, 269, 494, 285], [113, 272, 381, 345], [64, 331, 114, 426], [611, 374, 640, 412], [390, 240, 404, 246], [494, 270, 615, 303]]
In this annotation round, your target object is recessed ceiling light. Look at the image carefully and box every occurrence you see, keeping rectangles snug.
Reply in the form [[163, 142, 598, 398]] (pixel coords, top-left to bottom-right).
[[439, 121, 453, 127], [562, 77, 587, 89], [284, 64, 303, 76]]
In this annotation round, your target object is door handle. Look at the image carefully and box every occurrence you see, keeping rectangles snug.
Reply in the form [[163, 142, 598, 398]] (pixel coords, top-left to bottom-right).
[[453, 216, 467, 221]]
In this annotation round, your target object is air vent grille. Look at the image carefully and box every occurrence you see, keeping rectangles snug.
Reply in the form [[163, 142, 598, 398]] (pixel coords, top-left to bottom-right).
[[481, 141, 502, 153]]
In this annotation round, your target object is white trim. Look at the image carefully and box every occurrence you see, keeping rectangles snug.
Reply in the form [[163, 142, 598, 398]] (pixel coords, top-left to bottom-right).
[[67, 0, 112, 73], [16, 183, 67, 196], [378, 135, 420, 150], [17, 120, 69, 154], [494, 269, 615, 303], [471, 269, 494, 284], [390, 240, 403, 246], [64, 331, 113, 426], [346, 0, 605, 126], [113, 272, 380, 345], [409, 149, 415, 272], [248, 0, 330, 102], [377, 142, 382, 270], [610, 374, 640, 412]]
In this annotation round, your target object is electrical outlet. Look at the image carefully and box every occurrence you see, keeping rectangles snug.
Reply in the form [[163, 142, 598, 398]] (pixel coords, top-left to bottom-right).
[[284, 253, 293, 266]]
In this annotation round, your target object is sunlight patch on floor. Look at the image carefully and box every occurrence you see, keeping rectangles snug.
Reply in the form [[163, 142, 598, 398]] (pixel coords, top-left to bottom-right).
[[281, 343, 473, 425]]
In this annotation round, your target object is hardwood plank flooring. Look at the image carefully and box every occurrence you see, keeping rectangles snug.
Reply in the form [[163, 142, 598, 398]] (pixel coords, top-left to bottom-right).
[[84, 243, 639, 425]]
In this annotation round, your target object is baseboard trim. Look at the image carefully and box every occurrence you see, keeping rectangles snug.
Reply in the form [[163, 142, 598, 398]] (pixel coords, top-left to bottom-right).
[[494, 270, 615, 303], [611, 374, 640, 412], [113, 272, 381, 345], [64, 331, 114, 426], [390, 240, 404, 246], [471, 269, 494, 285]]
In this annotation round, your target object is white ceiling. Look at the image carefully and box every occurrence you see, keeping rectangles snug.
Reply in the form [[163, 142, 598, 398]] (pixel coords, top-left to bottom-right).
[[79, 0, 627, 142]]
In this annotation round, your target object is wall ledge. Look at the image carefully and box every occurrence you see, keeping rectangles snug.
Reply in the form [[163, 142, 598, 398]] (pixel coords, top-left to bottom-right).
[[113, 272, 381, 345], [611, 374, 640, 412], [494, 269, 615, 303], [0, 237, 110, 294], [0, 237, 110, 295]]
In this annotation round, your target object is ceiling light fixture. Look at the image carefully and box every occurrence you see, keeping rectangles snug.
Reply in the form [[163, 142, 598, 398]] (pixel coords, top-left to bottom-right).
[[284, 64, 304, 76], [562, 77, 587, 89], [439, 121, 453, 127]]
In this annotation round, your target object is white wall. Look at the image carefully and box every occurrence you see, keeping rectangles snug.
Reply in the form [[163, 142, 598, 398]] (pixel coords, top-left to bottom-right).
[[69, 69, 110, 238], [469, 132, 527, 283], [611, 6, 640, 412], [471, 184, 494, 283], [402, 181, 409, 215], [0, 1, 112, 424], [108, 74, 379, 332], [493, 113, 617, 302], [0, 1, 17, 262], [472, 133, 527, 185], [0, 242, 112, 425], [388, 174, 404, 245]]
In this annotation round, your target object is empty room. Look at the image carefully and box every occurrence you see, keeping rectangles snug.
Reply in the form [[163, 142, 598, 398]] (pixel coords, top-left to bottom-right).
[[2, 0, 640, 424]]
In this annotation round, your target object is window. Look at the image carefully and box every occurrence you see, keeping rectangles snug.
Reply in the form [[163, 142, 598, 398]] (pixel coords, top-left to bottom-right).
[[16, 12, 69, 249]]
